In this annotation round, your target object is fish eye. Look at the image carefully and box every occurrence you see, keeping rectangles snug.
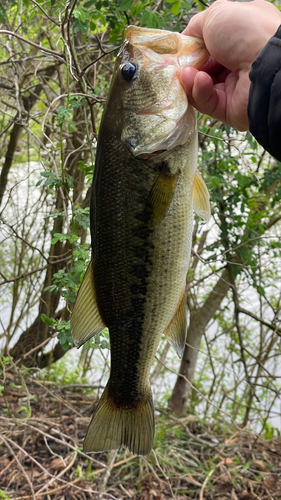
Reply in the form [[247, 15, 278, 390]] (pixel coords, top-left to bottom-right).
[[120, 62, 137, 82]]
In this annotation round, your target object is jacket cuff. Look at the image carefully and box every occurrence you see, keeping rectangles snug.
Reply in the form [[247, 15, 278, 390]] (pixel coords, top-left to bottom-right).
[[248, 26, 281, 161]]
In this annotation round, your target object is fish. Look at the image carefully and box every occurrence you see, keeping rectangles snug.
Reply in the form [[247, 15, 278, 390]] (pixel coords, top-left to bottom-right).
[[71, 25, 211, 456]]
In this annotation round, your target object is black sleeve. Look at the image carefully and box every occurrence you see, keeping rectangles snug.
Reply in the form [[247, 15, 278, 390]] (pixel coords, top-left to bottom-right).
[[248, 26, 281, 161]]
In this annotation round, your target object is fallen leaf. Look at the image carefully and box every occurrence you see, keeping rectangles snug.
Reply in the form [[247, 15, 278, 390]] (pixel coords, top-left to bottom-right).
[[216, 481, 232, 493], [253, 459, 266, 471], [240, 491, 255, 500], [221, 457, 232, 465], [25, 469, 42, 478], [264, 475, 278, 491], [50, 457, 66, 470]]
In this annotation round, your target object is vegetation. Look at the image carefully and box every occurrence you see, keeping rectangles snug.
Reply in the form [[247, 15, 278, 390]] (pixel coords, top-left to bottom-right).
[[1, 366, 281, 499], [1, 0, 281, 497]]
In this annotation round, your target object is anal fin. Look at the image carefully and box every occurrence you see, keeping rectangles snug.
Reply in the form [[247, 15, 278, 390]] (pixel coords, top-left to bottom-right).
[[164, 289, 187, 358], [71, 260, 106, 348]]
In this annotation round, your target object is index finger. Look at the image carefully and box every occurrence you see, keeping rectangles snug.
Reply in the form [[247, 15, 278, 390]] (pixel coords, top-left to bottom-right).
[[182, 10, 207, 38]]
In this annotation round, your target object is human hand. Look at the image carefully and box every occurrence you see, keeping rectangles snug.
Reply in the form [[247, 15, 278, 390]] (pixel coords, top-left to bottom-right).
[[182, 0, 281, 130]]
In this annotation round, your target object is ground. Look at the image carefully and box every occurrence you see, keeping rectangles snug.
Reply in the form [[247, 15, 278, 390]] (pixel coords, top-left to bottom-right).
[[0, 368, 281, 500]]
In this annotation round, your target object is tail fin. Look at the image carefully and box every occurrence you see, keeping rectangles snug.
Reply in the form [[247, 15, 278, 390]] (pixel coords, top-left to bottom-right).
[[83, 383, 155, 456]]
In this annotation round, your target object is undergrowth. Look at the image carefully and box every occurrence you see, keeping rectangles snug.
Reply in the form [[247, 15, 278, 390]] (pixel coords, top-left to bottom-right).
[[0, 358, 281, 500]]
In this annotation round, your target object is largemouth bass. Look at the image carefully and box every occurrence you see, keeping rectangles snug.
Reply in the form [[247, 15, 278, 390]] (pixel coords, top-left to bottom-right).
[[71, 26, 211, 456]]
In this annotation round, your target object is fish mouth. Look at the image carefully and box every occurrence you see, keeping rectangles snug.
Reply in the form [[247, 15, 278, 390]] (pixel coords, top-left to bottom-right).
[[135, 149, 168, 160], [123, 104, 195, 159], [121, 70, 196, 158]]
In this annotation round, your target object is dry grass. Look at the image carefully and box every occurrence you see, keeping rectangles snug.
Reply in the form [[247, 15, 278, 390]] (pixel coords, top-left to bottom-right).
[[0, 367, 281, 500]]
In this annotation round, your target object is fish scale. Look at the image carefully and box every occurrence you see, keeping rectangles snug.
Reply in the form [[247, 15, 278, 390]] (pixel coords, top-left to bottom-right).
[[71, 26, 211, 455]]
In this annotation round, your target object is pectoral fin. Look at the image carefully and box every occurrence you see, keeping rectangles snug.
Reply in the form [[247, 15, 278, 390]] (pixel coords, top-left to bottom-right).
[[193, 170, 211, 222], [71, 260, 106, 348], [164, 290, 187, 359], [145, 165, 179, 227]]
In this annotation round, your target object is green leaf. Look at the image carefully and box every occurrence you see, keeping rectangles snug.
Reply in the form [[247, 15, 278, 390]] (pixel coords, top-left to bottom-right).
[[57, 331, 66, 344], [44, 285, 57, 292], [10, 383, 22, 389], [0, 6, 6, 23], [119, 0, 134, 10], [75, 260, 85, 273], [84, 0, 96, 6], [73, 8, 89, 23], [246, 131, 258, 150], [172, 1, 181, 16], [41, 314, 56, 326], [68, 123, 76, 132], [100, 340, 109, 349], [182, 0, 191, 9], [69, 96, 85, 108], [140, 10, 162, 28], [38, 99, 45, 110]]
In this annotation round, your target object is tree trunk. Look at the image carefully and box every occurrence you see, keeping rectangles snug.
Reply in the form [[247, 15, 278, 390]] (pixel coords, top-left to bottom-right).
[[9, 94, 89, 366], [169, 267, 230, 415]]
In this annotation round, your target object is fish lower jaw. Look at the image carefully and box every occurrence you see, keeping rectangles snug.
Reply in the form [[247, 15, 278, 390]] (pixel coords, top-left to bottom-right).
[[124, 138, 168, 159], [123, 108, 195, 160], [136, 149, 168, 161]]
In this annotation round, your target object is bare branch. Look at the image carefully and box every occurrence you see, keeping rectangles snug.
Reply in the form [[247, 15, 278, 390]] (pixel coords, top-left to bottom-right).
[[0, 30, 64, 60], [29, 0, 59, 26]]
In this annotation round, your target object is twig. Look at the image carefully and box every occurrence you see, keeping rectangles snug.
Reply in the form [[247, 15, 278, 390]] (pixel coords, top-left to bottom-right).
[[0, 217, 49, 262], [11, 477, 91, 500], [228, 264, 256, 397], [155, 407, 228, 457], [80, 46, 118, 75], [238, 306, 281, 337], [29, 0, 59, 25], [0, 433, 103, 496], [0, 417, 105, 467], [57, 383, 104, 391], [35, 450, 78, 494], [41, 92, 100, 147], [155, 355, 242, 428], [199, 468, 215, 500], [96, 449, 118, 500], [32, 379, 84, 417], [0, 435, 35, 500], [0, 30, 64, 59], [0, 117, 16, 138], [142, 457, 176, 499]]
